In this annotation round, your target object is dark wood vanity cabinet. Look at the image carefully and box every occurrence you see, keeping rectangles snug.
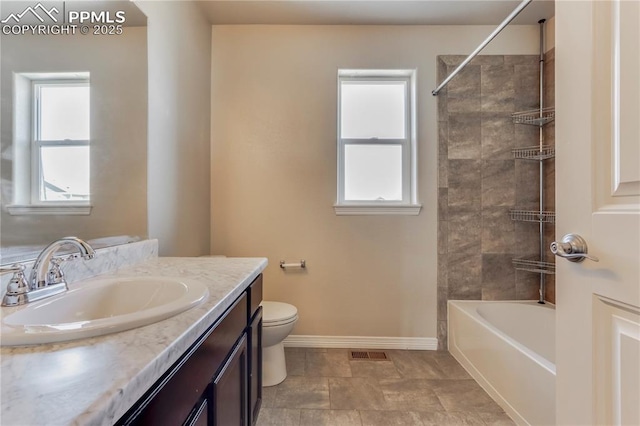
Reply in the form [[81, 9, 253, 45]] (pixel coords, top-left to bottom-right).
[[212, 334, 248, 426], [117, 274, 263, 426], [185, 399, 208, 426], [247, 308, 262, 426]]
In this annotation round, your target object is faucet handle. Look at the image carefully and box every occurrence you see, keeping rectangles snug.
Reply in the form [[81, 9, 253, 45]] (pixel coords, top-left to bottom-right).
[[46, 251, 91, 285], [0, 263, 26, 276], [1, 264, 30, 307], [47, 257, 66, 286]]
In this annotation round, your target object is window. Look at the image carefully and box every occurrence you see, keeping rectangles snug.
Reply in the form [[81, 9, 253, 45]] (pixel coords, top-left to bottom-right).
[[34, 80, 90, 202], [335, 70, 421, 215], [8, 74, 91, 215]]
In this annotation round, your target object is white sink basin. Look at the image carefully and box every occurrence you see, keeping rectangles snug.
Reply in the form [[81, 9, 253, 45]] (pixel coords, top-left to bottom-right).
[[1, 276, 209, 346]]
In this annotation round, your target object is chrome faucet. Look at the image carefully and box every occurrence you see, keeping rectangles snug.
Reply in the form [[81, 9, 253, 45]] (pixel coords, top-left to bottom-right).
[[1, 237, 95, 306], [30, 236, 96, 288]]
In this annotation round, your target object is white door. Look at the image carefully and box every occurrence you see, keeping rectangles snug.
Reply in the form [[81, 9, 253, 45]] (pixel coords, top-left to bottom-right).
[[556, 1, 640, 425]]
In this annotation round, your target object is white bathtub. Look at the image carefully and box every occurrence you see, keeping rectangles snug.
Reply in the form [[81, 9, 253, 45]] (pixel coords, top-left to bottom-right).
[[448, 300, 556, 426]]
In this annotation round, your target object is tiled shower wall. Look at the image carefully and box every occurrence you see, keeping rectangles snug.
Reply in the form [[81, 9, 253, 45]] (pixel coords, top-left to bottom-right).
[[437, 52, 556, 350]]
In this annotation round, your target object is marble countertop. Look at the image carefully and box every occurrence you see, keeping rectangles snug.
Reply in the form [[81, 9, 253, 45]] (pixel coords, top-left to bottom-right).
[[0, 256, 267, 426]]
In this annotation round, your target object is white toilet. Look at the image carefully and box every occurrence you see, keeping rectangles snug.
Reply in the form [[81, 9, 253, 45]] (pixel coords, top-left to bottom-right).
[[261, 301, 298, 386]]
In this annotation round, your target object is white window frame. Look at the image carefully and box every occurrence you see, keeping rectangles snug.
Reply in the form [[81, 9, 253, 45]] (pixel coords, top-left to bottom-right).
[[335, 69, 421, 216], [7, 73, 92, 216]]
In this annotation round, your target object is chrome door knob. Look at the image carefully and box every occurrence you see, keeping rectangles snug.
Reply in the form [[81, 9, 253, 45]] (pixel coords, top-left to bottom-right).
[[550, 233, 599, 263]]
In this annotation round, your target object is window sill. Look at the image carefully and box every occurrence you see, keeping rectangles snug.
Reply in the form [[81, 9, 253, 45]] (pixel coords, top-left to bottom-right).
[[7, 204, 93, 216], [334, 204, 422, 216]]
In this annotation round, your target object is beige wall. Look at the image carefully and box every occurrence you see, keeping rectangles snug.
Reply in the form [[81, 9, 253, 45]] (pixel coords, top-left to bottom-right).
[[136, 1, 212, 257], [546, 16, 555, 53], [0, 29, 147, 249], [211, 25, 539, 339]]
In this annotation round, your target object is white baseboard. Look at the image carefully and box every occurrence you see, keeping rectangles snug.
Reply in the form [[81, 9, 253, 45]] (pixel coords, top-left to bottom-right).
[[283, 335, 437, 351]]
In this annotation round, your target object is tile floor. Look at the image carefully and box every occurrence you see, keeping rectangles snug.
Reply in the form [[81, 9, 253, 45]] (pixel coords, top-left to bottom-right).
[[256, 348, 515, 426]]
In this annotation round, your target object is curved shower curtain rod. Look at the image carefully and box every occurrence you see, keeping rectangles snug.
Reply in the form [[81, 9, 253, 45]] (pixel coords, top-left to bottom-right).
[[432, 0, 533, 96]]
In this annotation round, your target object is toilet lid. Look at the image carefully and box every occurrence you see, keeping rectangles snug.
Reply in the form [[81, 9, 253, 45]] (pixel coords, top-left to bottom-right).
[[261, 301, 298, 325]]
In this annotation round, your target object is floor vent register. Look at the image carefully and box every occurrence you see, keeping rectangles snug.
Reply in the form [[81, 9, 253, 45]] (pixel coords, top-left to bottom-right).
[[348, 350, 389, 361]]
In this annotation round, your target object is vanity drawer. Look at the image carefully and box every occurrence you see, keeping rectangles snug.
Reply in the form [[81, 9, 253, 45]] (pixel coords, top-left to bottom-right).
[[248, 274, 263, 320]]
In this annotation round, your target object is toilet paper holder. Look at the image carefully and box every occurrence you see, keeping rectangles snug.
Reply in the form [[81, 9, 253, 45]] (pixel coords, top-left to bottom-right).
[[279, 260, 306, 269]]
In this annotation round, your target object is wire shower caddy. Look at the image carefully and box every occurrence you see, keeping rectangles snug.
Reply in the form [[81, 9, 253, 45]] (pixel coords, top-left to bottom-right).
[[510, 20, 556, 303]]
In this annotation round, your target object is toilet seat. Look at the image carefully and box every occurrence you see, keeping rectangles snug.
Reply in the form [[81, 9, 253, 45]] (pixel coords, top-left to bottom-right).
[[261, 301, 298, 327]]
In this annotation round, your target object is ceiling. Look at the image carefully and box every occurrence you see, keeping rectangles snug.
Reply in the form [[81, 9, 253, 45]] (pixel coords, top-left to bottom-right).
[[198, 0, 555, 26]]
